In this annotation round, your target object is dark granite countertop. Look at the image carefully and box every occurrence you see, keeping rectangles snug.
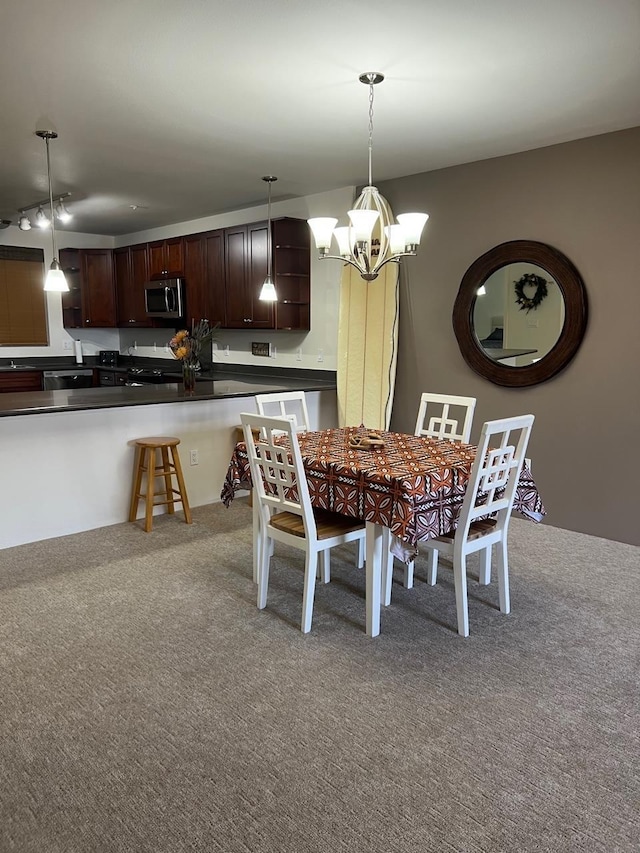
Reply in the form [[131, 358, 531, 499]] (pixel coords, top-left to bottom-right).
[[0, 366, 337, 417]]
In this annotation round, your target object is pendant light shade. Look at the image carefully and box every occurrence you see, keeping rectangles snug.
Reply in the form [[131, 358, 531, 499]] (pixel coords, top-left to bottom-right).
[[259, 176, 278, 302], [308, 73, 429, 282], [36, 130, 69, 293], [44, 259, 69, 292]]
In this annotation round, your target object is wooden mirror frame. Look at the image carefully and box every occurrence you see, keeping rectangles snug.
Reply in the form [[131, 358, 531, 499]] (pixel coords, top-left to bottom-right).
[[453, 240, 588, 387]]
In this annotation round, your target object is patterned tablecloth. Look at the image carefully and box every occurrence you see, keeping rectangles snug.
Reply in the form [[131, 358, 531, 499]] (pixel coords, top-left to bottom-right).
[[221, 426, 546, 555]]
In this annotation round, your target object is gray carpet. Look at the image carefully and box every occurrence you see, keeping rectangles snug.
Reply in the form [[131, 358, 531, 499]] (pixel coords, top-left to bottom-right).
[[1, 502, 638, 853]]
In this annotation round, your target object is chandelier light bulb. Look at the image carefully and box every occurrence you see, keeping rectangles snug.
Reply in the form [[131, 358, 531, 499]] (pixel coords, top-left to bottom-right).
[[18, 214, 32, 231]]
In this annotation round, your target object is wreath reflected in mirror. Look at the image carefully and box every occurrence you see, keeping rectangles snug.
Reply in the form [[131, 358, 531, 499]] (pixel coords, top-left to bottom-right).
[[514, 273, 549, 312]]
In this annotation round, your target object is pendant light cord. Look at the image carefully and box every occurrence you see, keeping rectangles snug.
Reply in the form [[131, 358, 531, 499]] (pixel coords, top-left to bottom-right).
[[267, 179, 272, 277], [45, 135, 58, 261]]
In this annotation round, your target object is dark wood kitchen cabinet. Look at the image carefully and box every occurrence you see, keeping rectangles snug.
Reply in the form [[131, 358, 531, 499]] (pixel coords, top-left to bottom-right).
[[272, 218, 311, 331], [223, 221, 273, 329], [182, 230, 225, 329], [115, 243, 153, 327], [148, 237, 183, 278], [60, 248, 116, 328], [0, 371, 42, 393]]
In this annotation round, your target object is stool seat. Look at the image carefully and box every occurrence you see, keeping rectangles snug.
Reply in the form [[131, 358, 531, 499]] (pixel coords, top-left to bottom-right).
[[129, 436, 192, 532]]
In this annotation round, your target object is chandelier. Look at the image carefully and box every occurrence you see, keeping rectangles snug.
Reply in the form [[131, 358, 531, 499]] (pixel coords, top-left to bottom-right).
[[308, 73, 429, 282]]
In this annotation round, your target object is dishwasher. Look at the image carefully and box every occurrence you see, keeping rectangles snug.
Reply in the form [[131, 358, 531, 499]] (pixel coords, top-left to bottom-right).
[[43, 369, 94, 390]]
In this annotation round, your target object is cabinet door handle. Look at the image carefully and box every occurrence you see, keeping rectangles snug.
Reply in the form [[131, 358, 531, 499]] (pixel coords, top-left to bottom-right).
[[243, 318, 251, 323]]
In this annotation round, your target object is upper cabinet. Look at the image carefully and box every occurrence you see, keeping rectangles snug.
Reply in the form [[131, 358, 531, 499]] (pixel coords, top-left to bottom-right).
[[272, 218, 310, 331], [115, 243, 153, 327], [224, 221, 273, 329], [60, 247, 116, 328], [182, 230, 225, 329], [148, 237, 183, 278], [62, 217, 310, 332]]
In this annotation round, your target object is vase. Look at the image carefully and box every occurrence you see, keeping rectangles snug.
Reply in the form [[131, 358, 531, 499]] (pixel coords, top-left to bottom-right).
[[182, 362, 197, 394]]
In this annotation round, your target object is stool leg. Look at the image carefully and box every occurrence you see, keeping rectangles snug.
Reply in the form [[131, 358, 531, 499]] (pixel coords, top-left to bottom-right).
[[161, 446, 175, 514], [129, 444, 144, 523], [144, 447, 156, 532], [171, 446, 192, 524]]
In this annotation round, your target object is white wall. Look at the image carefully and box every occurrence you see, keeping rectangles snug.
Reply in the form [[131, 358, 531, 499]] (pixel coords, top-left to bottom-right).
[[1, 389, 338, 549]]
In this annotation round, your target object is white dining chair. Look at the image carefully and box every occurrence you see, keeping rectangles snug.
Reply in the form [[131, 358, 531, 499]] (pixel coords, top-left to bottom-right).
[[240, 412, 366, 634], [414, 392, 477, 443], [255, 391, 311, 433], [386, 413, 534, 637], [400, 392, 478, 589], [255, 390, 365, 572]]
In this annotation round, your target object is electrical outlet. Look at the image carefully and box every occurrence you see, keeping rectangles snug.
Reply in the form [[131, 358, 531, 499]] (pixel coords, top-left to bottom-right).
[[251, 341, 271, 357], [62, 340, 73, 351], [296, 348, 302, 362], [190, 449, 199, 466], [317, 349, 324, 363]]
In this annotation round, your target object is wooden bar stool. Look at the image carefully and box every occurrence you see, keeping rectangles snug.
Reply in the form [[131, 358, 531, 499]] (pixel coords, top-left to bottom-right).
[[129, 437, 192, 532]]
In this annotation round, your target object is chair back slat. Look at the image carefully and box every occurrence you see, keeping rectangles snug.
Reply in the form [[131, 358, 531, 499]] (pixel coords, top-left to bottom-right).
[[415, 393, 477, 443]]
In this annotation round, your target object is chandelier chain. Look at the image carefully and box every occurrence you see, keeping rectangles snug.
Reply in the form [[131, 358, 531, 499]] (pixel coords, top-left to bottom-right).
[[367, 78, 375, 187]]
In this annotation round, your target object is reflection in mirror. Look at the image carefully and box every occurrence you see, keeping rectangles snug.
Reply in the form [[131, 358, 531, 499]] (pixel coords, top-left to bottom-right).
[[473, 263, 566, 367]]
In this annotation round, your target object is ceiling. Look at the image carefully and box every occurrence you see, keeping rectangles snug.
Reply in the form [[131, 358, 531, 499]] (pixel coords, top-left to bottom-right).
[[2, 0, 639, 236]]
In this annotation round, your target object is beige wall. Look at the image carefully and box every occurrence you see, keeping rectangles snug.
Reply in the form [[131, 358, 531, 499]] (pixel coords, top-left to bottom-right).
[[380, 127, 640, 546]]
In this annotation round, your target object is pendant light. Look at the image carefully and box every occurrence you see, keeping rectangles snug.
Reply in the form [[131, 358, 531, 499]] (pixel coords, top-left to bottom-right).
[[308, 73, 429, 282], [37, 130, 69, 293], [259, 176, 277, 302]]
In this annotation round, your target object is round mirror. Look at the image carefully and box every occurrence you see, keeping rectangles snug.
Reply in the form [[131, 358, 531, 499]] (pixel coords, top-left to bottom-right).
[[453, 241, 588, 387]]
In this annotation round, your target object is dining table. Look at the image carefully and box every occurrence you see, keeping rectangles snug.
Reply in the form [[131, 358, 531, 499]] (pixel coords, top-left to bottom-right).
[[221, 425, 546, 637]]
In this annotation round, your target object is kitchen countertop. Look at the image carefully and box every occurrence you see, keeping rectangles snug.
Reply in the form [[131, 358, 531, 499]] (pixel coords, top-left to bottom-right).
[[0, 369, 337, 417]]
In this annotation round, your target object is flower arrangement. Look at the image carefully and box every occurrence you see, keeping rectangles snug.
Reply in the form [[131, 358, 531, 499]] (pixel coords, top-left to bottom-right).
[[169, 320, 218, 368], [169, 320, 219, 393]]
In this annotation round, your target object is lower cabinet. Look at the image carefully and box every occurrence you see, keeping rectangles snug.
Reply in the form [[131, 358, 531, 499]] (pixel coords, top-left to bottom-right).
[[0, 371, 42, 393]]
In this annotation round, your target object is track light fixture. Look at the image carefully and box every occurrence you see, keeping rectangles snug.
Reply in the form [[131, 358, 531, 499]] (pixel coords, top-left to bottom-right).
[[35, 130, 69, 292], [17, 191, 73, 231]]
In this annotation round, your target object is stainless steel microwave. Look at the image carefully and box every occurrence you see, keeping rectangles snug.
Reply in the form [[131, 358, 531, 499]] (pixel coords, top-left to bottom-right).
[[144, 278, 184, 319]]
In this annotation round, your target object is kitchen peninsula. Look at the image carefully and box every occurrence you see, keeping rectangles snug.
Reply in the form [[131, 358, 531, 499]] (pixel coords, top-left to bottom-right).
[[1, 367, 337, 550]]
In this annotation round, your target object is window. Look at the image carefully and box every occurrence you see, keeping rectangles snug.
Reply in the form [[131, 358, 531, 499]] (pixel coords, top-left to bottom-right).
[[0, 246, 48, 346]]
